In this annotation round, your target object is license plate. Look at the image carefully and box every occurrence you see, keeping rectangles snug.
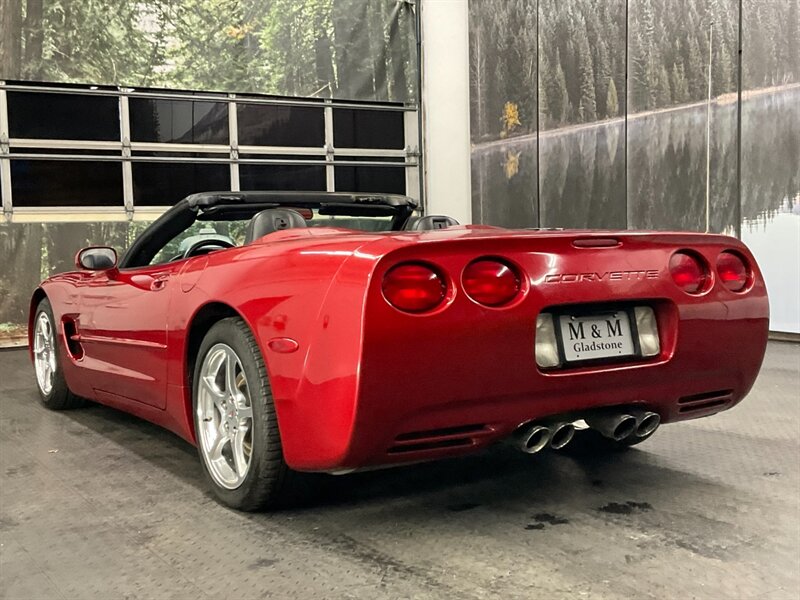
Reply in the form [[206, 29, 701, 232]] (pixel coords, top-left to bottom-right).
[[558, 311, 635, 363]]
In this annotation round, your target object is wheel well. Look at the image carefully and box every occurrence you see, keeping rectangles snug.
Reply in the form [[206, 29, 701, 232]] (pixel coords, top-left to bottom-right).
[[184, 302, 241, 436]]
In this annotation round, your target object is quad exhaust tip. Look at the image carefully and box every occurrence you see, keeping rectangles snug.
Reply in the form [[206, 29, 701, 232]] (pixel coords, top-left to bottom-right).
[[586, 410, 662, 441], [511, 410, 660, 453], [636, 411, 661, 438], [548, 422, 576, 450], [511, 421, 576, 453], [511, 423, 552, 454], [585, 413, 638, 441]]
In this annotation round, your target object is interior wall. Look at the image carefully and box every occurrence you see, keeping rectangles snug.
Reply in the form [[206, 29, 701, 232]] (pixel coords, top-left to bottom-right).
[[468, 0, 800, 334], [421, 0, 472, 224]]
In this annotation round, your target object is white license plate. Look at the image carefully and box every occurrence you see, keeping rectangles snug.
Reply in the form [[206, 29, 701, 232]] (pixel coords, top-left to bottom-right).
[[559, 311, 635, 363]]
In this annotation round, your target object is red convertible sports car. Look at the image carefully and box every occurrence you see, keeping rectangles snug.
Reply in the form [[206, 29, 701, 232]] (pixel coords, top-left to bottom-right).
[[29, 191, 769, 510]]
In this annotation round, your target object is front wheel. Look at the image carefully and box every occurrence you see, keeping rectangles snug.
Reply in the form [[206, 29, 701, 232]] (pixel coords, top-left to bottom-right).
[[193, 317, 293, 511], [32, 298, 84, 410]]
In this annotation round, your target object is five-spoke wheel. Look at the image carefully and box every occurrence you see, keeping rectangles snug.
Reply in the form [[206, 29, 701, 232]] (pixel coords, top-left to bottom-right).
[[192, 317, 292, 510], [196, 343, 254, 489], [32, 298, 83, 410], [33, 311, 57, 396]]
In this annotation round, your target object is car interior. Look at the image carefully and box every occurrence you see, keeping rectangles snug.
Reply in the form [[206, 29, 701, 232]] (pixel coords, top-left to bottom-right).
[[177, 209, 462, 260]]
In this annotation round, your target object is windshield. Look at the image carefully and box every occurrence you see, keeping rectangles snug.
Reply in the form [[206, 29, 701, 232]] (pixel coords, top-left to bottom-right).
[[149, 209, 394, 265]]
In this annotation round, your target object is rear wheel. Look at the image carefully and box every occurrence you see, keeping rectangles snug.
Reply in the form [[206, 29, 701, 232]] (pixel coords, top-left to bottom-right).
[[193, 317, 293, 511], [32, 299, 85, 410]]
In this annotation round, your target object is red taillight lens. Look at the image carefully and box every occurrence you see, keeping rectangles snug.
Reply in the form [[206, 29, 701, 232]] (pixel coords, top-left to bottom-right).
[[382, 263, 446, 313], [669, 251, 708, 294], [717, 251, 749, 292], [462, 259, 521, 306]]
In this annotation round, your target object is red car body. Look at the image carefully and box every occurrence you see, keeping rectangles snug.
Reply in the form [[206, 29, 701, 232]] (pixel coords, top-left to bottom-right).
[[29, 195, 769, 472]]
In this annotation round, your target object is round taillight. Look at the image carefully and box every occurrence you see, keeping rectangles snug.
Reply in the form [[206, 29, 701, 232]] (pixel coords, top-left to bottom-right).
[[669, 251, 708, 294], [717, 251, 749, 292], [382, 263, 446, 313], [462, 259, 521, 306]]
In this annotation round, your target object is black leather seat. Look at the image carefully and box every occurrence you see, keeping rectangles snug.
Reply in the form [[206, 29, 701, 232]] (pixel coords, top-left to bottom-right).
[[244, 209, 307, 244], [405, 215, 460, 231]]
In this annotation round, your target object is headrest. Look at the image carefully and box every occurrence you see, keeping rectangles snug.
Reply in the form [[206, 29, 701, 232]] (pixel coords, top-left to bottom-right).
[[244, 209, 307, 244], [406, 215, 460, 231]]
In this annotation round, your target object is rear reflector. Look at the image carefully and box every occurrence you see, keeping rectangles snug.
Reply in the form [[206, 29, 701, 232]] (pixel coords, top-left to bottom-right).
[[535, 313, 560, 368], [382, 263, 446, 313], [716, 251, 749, 292], [669, 251, 708, 294], [634, 306, 660, 357], [462, 259, 521, 306]]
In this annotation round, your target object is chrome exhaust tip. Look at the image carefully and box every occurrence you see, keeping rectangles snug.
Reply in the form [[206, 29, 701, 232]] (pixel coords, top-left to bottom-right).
[[548, 422, 576, 450], [511, 423, 551, 454], [635, 411, 661, 438], [585, 413, 638, 441]]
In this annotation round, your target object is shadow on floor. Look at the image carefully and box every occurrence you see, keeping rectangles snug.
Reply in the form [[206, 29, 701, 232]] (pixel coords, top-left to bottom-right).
[[57, 398, 733, 518]]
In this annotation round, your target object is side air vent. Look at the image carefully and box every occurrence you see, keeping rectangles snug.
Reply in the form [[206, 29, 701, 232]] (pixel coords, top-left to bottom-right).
[[62, 319, 84, 360], [388, 424, 492, 454], [677, 389, 733, 413]]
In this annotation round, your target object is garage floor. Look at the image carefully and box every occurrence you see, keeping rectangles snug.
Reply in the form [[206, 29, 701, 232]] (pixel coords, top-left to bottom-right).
[[1, 343, 798, 600]]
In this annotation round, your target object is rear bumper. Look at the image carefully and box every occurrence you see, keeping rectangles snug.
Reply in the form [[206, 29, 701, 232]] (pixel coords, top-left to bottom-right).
[[283, 304, 767, 471], [340, 313, 767, 470]]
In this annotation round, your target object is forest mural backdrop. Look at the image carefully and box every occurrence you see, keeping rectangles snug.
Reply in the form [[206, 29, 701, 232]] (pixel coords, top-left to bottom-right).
[[0, 0, 417, 102], [469, 0, 799, 332]]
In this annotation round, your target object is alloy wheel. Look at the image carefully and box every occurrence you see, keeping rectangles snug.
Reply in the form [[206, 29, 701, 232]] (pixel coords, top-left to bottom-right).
[[33, 312, 57, 396], [196, 343, 254, 489]]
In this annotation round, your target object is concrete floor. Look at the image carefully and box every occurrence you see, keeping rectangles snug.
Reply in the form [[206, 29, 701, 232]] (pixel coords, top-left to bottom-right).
[[1, 343, 798, 600]]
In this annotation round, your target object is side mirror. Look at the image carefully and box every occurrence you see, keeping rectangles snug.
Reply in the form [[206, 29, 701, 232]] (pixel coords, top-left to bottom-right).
[[76, 246, 118, 271]]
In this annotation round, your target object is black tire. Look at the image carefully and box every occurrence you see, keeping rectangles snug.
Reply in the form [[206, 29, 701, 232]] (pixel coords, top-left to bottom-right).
[[32, 298, 85, 410], [192, 317, 294, 511]]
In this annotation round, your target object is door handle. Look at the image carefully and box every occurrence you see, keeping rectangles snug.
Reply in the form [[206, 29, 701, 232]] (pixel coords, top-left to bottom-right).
[[150, 275, 169, 291]]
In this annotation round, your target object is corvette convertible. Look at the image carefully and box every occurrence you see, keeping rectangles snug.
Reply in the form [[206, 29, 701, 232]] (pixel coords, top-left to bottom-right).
[[29, 191, 769, 510]]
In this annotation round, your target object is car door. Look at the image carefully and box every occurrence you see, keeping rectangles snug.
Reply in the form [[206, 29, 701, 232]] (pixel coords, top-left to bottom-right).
[[76, 263, 180, 409]]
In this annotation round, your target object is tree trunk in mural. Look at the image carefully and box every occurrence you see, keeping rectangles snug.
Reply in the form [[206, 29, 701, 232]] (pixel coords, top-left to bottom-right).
[[23, 0, 44, 77], [0, 0, 22, 78], [313, 9, 337, 97], [332, 0, 373, 100], [0, 224, 42, 325]]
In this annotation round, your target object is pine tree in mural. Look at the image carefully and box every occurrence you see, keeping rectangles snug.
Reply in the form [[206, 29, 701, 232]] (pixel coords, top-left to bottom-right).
[[655, 65, 672, 106], [576, 17, 597, 122], [606, 77, 619, 118], [671, 62, 690, 104]]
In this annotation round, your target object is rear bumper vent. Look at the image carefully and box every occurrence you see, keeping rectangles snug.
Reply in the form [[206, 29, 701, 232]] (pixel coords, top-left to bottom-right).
[[388, 438, 473, 454], [677, 389, 733, 413], [388, 424, 491, 454]]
